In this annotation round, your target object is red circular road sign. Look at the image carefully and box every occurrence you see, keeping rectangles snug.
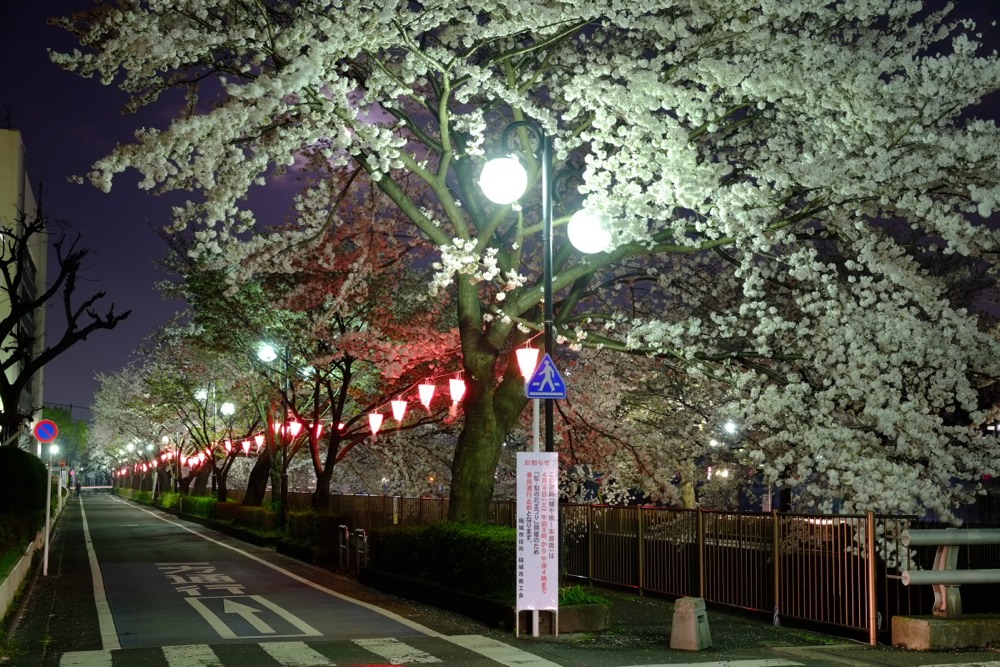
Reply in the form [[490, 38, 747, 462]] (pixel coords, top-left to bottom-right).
[[33, 419, 58, 443]]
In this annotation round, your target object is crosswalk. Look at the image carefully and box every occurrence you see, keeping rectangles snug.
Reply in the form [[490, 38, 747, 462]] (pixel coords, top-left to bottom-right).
[[56, 636, 812, 667], [58, 635, 560, 667]]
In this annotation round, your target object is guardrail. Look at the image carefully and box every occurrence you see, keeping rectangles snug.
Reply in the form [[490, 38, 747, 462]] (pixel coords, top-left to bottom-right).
[[900, 528, 1000, 617]]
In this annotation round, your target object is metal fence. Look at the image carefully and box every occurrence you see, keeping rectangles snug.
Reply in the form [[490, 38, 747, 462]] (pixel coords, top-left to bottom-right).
[[302, 494, 999, 644]]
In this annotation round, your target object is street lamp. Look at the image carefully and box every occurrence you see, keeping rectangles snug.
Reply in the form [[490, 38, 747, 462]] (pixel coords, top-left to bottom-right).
[[258, 341, 291, 527], [480, 119, 610, 452], [43, 443, 58, 576]]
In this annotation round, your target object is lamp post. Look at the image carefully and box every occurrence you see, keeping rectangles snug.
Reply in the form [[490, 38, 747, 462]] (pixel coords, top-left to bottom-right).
[[43, 443, 58, 576], [258, 341, 291, 528], [480, 120, 611, 453]]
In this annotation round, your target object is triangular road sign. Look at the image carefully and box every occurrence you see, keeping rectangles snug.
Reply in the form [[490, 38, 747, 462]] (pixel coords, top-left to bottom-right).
[[526, 353, 567, 399]]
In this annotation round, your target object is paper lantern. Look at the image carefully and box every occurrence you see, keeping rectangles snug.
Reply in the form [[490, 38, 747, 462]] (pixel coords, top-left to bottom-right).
[[288, 420, 303, 438], [313, 422, 324, 437], [254, 433, 265, 448], [449, 378, 466, 403], [369, 412, 384, 436], [515, 346, 540, 380], [241, 440, 251, 455], [391, 399, 407, 422], [224, 439, 233, 453], [418, 383, 436, 411]]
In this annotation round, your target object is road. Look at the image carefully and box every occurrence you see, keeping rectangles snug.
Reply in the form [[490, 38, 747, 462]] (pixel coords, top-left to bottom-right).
[[5, 494, 1000, 667]]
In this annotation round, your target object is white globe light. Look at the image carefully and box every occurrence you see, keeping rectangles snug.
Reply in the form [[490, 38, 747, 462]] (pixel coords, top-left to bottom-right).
[[220, 401, 236, 416], [479, 157, 528, 205], [567, 209, 612, 254], [257, 342, 278, 363]]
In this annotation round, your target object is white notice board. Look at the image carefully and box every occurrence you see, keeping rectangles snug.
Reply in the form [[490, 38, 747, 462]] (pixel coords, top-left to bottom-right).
[[515, 451, 559, 612]]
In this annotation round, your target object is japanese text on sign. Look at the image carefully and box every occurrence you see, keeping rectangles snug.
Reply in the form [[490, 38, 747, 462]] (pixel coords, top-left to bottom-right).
[[515, 452, 559, 612]]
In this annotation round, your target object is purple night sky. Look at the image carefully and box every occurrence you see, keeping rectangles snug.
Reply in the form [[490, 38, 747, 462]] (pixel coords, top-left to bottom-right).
[[2, 1, 184, 417]]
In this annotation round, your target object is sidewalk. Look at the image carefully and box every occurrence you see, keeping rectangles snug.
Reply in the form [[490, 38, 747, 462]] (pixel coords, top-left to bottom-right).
[[536, 588, 1000, 666]]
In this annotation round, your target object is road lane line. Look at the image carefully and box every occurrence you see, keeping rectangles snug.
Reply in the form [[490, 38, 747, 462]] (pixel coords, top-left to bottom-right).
[[162, 644, 222, 666], [117, 497, 441, 637], [443, 635, 562, 666], [618, 662, 803, 667], [79, 499, 121, 650], [353, 637, 442, 663], [58, 649, 113, 666], [259, 641, 335, 666]]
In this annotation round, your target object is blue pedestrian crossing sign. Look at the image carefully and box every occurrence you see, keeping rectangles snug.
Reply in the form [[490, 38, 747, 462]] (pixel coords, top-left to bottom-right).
[[525, 354, 567, 399]]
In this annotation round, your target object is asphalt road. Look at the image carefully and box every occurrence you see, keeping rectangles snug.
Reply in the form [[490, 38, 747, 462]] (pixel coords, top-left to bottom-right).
[[4, 494, 1000, 667]]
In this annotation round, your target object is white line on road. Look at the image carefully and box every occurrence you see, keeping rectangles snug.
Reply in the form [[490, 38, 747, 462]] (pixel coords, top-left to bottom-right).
[[259, 641, 335, 666], [162, 643, 223, 666], [79, 499, 121, 650], [443, 635, 563, 666], [618, 661, 802, 667], [354, 637, 442, 663], [58, 649, 112, 667]]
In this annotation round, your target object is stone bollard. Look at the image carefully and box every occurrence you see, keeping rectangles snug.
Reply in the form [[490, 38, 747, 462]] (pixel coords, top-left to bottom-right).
[[670, 597, 712, 650]]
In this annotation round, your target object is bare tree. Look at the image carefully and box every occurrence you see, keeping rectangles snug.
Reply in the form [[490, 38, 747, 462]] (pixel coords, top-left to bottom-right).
[[0, 212, 130, 445]]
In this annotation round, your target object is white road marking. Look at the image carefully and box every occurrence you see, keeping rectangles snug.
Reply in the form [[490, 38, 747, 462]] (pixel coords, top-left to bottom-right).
[[353, 637, 442, 663], [619, 662, 802, 667], [116, 496, 441, 637], [79, 500, 121, 650], [162, 643, 223, 666], [259, 641, 336, 666], [224, 598, 276, 633], [444, 635, 562, 666], [58, 649, 112, 666]]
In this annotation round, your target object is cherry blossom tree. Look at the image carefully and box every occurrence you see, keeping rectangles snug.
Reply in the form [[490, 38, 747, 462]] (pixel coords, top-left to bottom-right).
[[55, 1, 1000, 523]]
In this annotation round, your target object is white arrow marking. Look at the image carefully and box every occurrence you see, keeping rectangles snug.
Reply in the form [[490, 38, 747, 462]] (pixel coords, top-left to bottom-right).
[[223, 598, 276, 634]]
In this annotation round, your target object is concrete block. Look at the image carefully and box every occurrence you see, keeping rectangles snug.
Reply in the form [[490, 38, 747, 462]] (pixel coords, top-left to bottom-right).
[[892, 615, 1000, 650], [670, 597, 712, 650]]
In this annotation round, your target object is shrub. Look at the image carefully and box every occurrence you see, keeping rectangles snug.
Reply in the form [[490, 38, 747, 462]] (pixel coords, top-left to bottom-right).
[[182, 495, 217, 518], [560, 585, 609, 606], [132, 490, 153, 505], [157, 492, 181, 510], [369, 522, 516, 600], [0, 446, 47, 520]]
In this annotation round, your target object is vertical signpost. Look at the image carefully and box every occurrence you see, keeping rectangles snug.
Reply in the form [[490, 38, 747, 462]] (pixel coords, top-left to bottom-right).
[[516, 451, 560, 636], [34, 420, 58, 576]]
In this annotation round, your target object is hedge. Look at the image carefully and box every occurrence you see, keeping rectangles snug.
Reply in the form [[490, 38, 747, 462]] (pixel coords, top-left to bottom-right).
[[369, 522, 516, 601]]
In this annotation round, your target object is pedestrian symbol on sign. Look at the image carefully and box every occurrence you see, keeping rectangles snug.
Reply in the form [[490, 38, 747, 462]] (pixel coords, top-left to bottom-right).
[[525, 354, 567, 399]]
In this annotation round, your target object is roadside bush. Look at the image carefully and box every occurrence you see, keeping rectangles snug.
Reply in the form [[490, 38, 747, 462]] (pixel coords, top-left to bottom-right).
[[0, 446, 47, 520], [157, 492, 180, 510], [132, 490, 153, 505], [369, 522, 516, 600], [182, 495, 217, 518]]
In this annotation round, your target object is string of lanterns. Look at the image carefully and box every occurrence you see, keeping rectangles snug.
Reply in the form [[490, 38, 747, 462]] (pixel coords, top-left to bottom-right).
[[117, 340, 545, 477]]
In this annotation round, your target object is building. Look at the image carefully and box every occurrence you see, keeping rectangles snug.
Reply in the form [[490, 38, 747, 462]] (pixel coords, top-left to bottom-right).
[[0, 129, 47, 449]]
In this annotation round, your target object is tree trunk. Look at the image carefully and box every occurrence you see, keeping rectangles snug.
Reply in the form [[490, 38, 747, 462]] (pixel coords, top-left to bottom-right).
[[312, 466, 334, 511], [242, 449, 272, 506], [191, 465, 211, 496]]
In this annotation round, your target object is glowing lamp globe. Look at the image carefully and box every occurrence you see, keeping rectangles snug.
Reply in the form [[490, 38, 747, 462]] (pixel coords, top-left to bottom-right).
[[256, 342, 278, 363], [479, 157, 528, 205], [567, 209, 612, 254]]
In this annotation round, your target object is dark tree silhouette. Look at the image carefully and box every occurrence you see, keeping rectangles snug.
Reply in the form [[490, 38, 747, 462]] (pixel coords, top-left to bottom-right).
[[0, 212, 130, 445]]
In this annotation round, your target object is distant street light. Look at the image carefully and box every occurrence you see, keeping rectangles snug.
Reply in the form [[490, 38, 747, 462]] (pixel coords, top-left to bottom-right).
[[43, 443, 59, 576], [258, 341, 292, 527]]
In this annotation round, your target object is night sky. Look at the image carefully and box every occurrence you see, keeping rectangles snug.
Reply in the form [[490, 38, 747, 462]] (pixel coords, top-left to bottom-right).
[[2, 1, 999, 419], [2, 1, 185, 419]]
